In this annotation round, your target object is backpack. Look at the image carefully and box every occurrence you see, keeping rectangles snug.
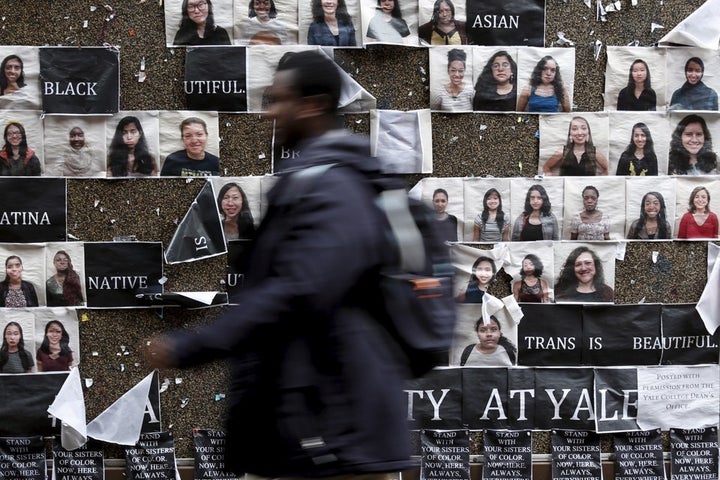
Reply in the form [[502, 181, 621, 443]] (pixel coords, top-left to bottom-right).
[[290, 164, 457, 377]]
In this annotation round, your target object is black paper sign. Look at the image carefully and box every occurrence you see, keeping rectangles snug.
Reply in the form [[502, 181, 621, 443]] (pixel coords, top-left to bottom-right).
[[507, 368, 535, 430], [53, 439, 104, 480], [551, 430, 601, 480], [193, 429, 239, 480], [593, 367, 640, 433], [0, 372, 67, 435], [462, 367, 510, 429], [405, 368, 463, 430], [84, 242, 164, 308], [39, 47, 119, 114], [517, 303, 583, 366], [670, 427, 719, 480], [420, 430, 470, 480], [125, 431, 177, 480], [482, 430, 532, 480], [0, 178, 66, 242], [465, 0, 545, 46], [0, 436, 46, 480], [185, 47, 247, 112], [613, 429, 664, 480], [661, 305, 720, 365], [226, 239, 253, 297], [534, 368, 596, 430], [142, 370, 162, 434], [582, 304, 663, 366]]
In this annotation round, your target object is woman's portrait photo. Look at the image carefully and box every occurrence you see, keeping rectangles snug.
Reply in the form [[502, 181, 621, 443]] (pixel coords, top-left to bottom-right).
[[462, 178, 509, 242], [676, 182, 719, 239], [36, 320, 73, 372], [0, 47, 41, 109], [668, 113, 718, 175], [455, 255, 496, 304], [160, 111, 220, 176], [604, 46, 666, 111], [617, 59, 657, 111], [615, 122, 660, 176], [364, 0, 415, 45], [625, 177, 675, 240], [423, 177, 463, 241], [107, 115, 159, 177], [541, 115, 609, 176], [431, 188, 458, 243], [554, 244, 615, 303], [516, 49, 573, 113], [45, 246, 85, 307], [0, 321, 35, 373], [169, 0, 232, 46], [43, 117, 106, 177], [216, 182, 257, 241], [472, 48, 518, 112], [430, 47, 473, 112], [513, 252, 550, 303], [238, 0, 298, 45], [305, 0, 358, 46], [0, 255, 39, 308], [0, 121, 42, 177], [567, 185, 610, 240], [510, 182, 561, 241], [418, 0, 466, 46], [668, 53, 719, 111], [451, 311, 517, 367], [562, 178, 624, 241]]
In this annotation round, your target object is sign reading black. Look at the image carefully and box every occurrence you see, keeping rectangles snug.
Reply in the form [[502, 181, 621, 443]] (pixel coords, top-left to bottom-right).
[[613, 429, 664, 480], [0, 178, 66, 242], [185, 46, 247, 112], [405, 368, 463, 430], [420, 430, 470, 480], [593, 367, 639, 433], [482, 430, 532, 480], [84, 242, 163, 308], [465, 0, 545, 46], [670, 427, 719, 480], [40, 47, 119, 114], [661, 305, 720, 365], [551, 430, 601, 480], [0, 436, 46, 480], [0, 372, 67, 435], [126, 431, 177, 480], [53, 439, 104, 480], [194, 429, 239, 480], [517, 303, 583, 366]]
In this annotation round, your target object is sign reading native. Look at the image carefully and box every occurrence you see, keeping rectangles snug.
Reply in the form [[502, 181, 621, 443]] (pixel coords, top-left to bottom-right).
[[39, 47, 119, 114], [0, 178, 66, 242], [465, 0, 545, 46]]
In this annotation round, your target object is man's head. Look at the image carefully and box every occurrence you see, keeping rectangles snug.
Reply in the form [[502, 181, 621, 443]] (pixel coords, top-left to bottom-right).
[[265, 51, 342, 147]]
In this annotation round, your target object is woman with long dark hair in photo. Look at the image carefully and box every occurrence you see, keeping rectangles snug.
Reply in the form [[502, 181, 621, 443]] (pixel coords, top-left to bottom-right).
[[308, 0, 356, 46], [616, 122, 658, 176], [517, 55, 570, 113], [627, 191, 671, 240], [0, 121, 41, 176], [554, 246, 614, 303], [668, 114, 717, 175], [616, 59, 656, 111], [107, 116, 158, 177], [173, 0, 231, 45], [36, 320, 74, 372], [217, 182, 256, 241], [46, 250, 84, 307]]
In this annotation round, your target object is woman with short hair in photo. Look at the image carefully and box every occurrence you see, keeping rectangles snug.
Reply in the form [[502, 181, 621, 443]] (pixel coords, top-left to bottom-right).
[[0, 256, 39, 307], [458, 316, 516, 366], [46, 250, 84, 307], [677, 186, 719, 239], [513, 254, 549, 303], [0, 55, 26, 96], [0, 322, 34, 373], [616, 122, 658, 176], [107, 116, 158, 177], [173, 0, 231, 45], [430, 48, 474, 112], [455, 255, 495, 304], [161, 117, 220, 176], [243, 0, 291, 45], [554, 246, 614, 303], [0, 121, 41, 176], [308, 0, 356, 46], [669, 57, 719, 111], [543, 116, 609, 176], [472, 50, 517, 112], [365, 0, 410, 44], [218, 182, 256, 241], [569, 185, 610, 241], [36, 320, 74, 372], [511, 184, 559, 241], [668, 114, 718, 175], [627, 191, 671, 240], [472, 188, 509, 242], [616, 59, 656, 111], [517, 55, 571, 113], [431, 188, 458, 243]]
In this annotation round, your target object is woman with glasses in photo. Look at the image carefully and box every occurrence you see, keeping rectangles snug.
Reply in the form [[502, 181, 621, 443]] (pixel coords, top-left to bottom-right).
[[0, 121, 41, 176], [174, 0, 231, 45]]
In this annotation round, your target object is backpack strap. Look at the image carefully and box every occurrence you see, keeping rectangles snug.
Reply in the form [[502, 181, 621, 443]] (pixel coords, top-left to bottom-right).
[[376, 189, 426, 273], [460, 343, 475, 366]]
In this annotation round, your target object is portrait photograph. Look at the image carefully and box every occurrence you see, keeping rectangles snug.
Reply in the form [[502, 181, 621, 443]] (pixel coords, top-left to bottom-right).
[[235, 0, 299, 45], [429, 46, 474, 112], [509, 177, 564, 242], [608, 112, 669, 176], [105, 111, 160, 178], [0, 309, 37, 373], [624, 176, 677, 240], [666, 47, 720, 112], [299, 0, 361, 47], [158, 110, 220, 177], [0, 244, 46, 308], [604, 46, 667, 112], [471, 47, 519, 113], [450, 304, 518, 367], [666, 111, 720, 175], [451, 243, 505, 304], [538, 112, 610, 176], [42, 116, 106, 178], [370, 109, 432, 173], [210, 176, 263, 243], [673, 177, 720, 240], [561, 177, 626, 241], [0, 111, 43, 177], [0, 46, 41, 110], [361, 0, 419, 46], [44, 242, 86, 308], [462, 177, 511, 242], [33, 308, 81, 373], [553, 241, 616, 304], [515, 47, 575, 114], [420, 176, 463, 243], [165, 0, 234, 46], [417, 0, 467, 46], [505, 240, 554, 304]]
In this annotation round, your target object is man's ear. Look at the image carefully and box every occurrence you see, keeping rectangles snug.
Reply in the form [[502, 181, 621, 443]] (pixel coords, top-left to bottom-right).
[[297, 93, 333, 119]]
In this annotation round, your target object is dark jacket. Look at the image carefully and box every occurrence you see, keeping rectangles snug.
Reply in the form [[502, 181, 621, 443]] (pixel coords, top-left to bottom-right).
[[0, 280, 39, 307], [170, 131, 413, 477]]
